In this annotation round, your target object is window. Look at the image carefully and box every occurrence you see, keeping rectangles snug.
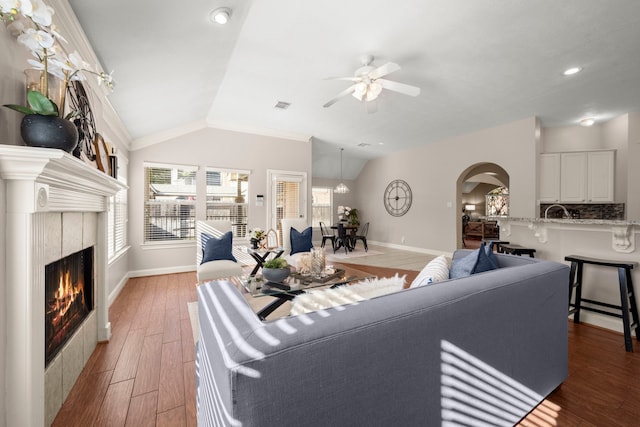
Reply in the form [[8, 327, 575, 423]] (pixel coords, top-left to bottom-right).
[[312, 187, 332, 228], [144, 162, 197, 242], [108, 156, 128, 260], [486, 187, 509, 216], [206, 168, 249, 238]]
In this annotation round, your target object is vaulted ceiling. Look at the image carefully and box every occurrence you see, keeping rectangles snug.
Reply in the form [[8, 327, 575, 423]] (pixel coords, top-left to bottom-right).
[[69, 0, 640, 179]]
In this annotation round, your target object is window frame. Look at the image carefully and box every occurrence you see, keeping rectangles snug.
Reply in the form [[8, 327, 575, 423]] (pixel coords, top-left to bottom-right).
[[143, 162, 198, 245]]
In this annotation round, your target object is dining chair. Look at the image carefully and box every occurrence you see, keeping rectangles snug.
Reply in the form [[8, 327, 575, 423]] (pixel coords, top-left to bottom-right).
[[333, 223, 350, 254], [319, 221, 336, 249], [351, 222, 369, 252]]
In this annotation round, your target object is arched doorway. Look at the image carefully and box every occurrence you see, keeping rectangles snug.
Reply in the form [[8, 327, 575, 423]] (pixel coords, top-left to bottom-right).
[[456, 163, 510, 248]]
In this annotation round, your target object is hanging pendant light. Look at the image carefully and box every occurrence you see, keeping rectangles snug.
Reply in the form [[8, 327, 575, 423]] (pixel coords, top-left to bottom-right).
[[334, 148, 350, 194]]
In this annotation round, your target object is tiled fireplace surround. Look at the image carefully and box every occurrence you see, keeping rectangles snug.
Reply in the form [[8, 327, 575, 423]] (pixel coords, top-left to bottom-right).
[[0, 146, 123, 426]]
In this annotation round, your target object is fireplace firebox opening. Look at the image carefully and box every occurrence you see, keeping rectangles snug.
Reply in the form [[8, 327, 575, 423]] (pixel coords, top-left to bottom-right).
[[45, 246, 94, 366]]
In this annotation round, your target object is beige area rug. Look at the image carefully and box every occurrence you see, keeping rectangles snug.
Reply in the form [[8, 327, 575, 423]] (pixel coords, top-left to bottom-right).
[[325, 248, 383, 261], [187, 301, 199, 343]]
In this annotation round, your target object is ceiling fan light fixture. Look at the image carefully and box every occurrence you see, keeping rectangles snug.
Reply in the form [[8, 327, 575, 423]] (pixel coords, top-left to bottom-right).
[[210, 7, 232, 24]]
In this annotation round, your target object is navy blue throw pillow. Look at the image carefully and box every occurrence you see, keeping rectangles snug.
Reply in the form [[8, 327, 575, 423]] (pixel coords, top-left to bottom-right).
[[201, 231, 236, 264], [290, 226, 313, 255], [449, 244, 499, 279], [484, 241, 500, 270]]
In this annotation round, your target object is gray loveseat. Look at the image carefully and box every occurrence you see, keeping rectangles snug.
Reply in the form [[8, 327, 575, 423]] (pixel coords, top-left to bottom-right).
[[196, 250, 569, 426]]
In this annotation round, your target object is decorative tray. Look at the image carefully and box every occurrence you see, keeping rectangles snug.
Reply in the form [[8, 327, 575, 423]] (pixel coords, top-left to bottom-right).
[[290, 268, 345, 284]]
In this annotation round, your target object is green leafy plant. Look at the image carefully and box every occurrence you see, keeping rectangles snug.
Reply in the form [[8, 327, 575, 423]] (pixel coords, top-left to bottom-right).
[[4, 89, 58, 116], [263, 258, 289, 269]]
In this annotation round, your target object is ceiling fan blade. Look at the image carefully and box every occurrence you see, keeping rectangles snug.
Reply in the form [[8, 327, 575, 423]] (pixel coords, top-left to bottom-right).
[[369, 62, 401, 79], [378, 78, 421, 97], [323, 84, 357, 108], [325, 76, 361, 82]]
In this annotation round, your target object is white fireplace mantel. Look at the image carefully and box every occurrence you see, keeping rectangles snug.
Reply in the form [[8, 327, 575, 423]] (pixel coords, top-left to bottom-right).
[[0, 145, 125, 427]]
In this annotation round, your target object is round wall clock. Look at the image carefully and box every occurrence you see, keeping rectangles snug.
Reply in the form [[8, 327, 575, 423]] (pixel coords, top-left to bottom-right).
[[67, 80, 96, 160], [384, 179, 412, 217], [94, 134, 111, 175]]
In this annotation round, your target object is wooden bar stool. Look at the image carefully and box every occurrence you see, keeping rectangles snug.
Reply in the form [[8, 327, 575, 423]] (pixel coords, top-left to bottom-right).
[[499, 244, 536, 257], [483, 240, 510, 253], [565, 255, 639, 352]]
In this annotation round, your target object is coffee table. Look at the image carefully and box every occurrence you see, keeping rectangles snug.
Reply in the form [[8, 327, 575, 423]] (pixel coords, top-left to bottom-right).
[[237, 265, 374, 320], [238, 246, 285, 276]]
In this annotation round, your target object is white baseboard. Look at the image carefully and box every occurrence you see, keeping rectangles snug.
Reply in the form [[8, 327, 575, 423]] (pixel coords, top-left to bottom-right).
[[128, 264, 196, 279], [368, 240, 453, 258], [108, 272, 131, 306]]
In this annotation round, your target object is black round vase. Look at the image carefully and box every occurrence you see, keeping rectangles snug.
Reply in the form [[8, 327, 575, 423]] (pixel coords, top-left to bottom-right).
[[20, 114, 79, 153]]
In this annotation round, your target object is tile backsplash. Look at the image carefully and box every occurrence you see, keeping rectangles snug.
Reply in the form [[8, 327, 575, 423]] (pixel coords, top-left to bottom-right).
[[540, 203, 625, 220]]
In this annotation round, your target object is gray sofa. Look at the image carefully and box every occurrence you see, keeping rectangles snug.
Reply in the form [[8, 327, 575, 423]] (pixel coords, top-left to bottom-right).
[[196, 250, 569, 426]]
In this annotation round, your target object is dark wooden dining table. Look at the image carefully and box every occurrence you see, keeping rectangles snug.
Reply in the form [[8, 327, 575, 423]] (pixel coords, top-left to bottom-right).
[[330, 223, 358, 251]]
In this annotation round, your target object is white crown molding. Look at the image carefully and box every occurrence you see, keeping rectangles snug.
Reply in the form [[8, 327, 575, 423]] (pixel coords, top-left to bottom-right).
[[129, 119, 210, 151], [207, 119, 312, 143]]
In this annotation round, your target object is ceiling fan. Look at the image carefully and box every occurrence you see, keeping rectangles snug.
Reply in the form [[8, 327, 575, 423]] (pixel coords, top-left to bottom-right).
[[323, 55, 420, 108]]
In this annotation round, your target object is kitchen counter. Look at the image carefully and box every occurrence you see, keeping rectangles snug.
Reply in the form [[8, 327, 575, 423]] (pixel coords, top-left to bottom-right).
[[489, 216, 639, 253], [488, 216, 640, 334], [491, 217, 640, 226]]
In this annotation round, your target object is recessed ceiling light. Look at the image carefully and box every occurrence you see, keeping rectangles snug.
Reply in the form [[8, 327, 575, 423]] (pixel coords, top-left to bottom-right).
[[563, 67, 583, 76], [210, 7, 231, 24], [580, 118, 595, 127]]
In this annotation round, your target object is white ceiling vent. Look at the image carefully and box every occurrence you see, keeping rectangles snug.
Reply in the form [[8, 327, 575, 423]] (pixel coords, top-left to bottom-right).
[[274, 101, 291, 110]]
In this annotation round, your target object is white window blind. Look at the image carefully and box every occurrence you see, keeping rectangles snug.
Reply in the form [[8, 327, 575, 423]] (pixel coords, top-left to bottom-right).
[[144, 162, 197, 242], [312, 187, 332, 228], [271, 172, 305, 241], [205, 168, 250, 238], [108, 157, 128, 260], [108, 186, 128, 259]]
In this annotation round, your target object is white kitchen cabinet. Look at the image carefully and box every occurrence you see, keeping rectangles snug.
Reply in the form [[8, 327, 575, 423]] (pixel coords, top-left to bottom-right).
[[539, 153, 560, 202], [560, 152, 587, 202], [587, 150, 615, 202], [539, 150, 614, 203]]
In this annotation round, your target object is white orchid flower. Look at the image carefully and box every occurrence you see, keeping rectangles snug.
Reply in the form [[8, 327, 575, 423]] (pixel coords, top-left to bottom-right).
[[49, 23, 66, 43], [68, 51, 90, 71], [0, 0, 29, 16], [98, 70, 115, 89], [17, 27, 54, 51], [26, 57, 45, 70], [29, 0, 53, 27]]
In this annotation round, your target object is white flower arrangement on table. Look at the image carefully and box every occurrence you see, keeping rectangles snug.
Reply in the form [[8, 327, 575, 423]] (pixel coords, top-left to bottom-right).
[[337, 205, 359, 225], [337, 205, 352, 217], [1, 0, 114, 117]]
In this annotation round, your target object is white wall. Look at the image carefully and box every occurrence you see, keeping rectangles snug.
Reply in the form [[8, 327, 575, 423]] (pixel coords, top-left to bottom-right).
[[628, 113, 640, 219], [355, 117, 539, 253], [127, 128, 312, 276]]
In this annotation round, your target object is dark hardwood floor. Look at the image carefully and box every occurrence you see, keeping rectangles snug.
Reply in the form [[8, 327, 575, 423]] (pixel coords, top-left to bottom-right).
[[53, 268, 640, 426]]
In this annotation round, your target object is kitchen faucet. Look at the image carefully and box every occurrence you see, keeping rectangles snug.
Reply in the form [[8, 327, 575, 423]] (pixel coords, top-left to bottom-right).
[[544, 204, 571, 219]]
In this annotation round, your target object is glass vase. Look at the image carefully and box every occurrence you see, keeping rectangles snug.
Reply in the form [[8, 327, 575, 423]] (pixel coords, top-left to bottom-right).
[[25, 69, 67, 112], [311, 248, 325, 277]]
